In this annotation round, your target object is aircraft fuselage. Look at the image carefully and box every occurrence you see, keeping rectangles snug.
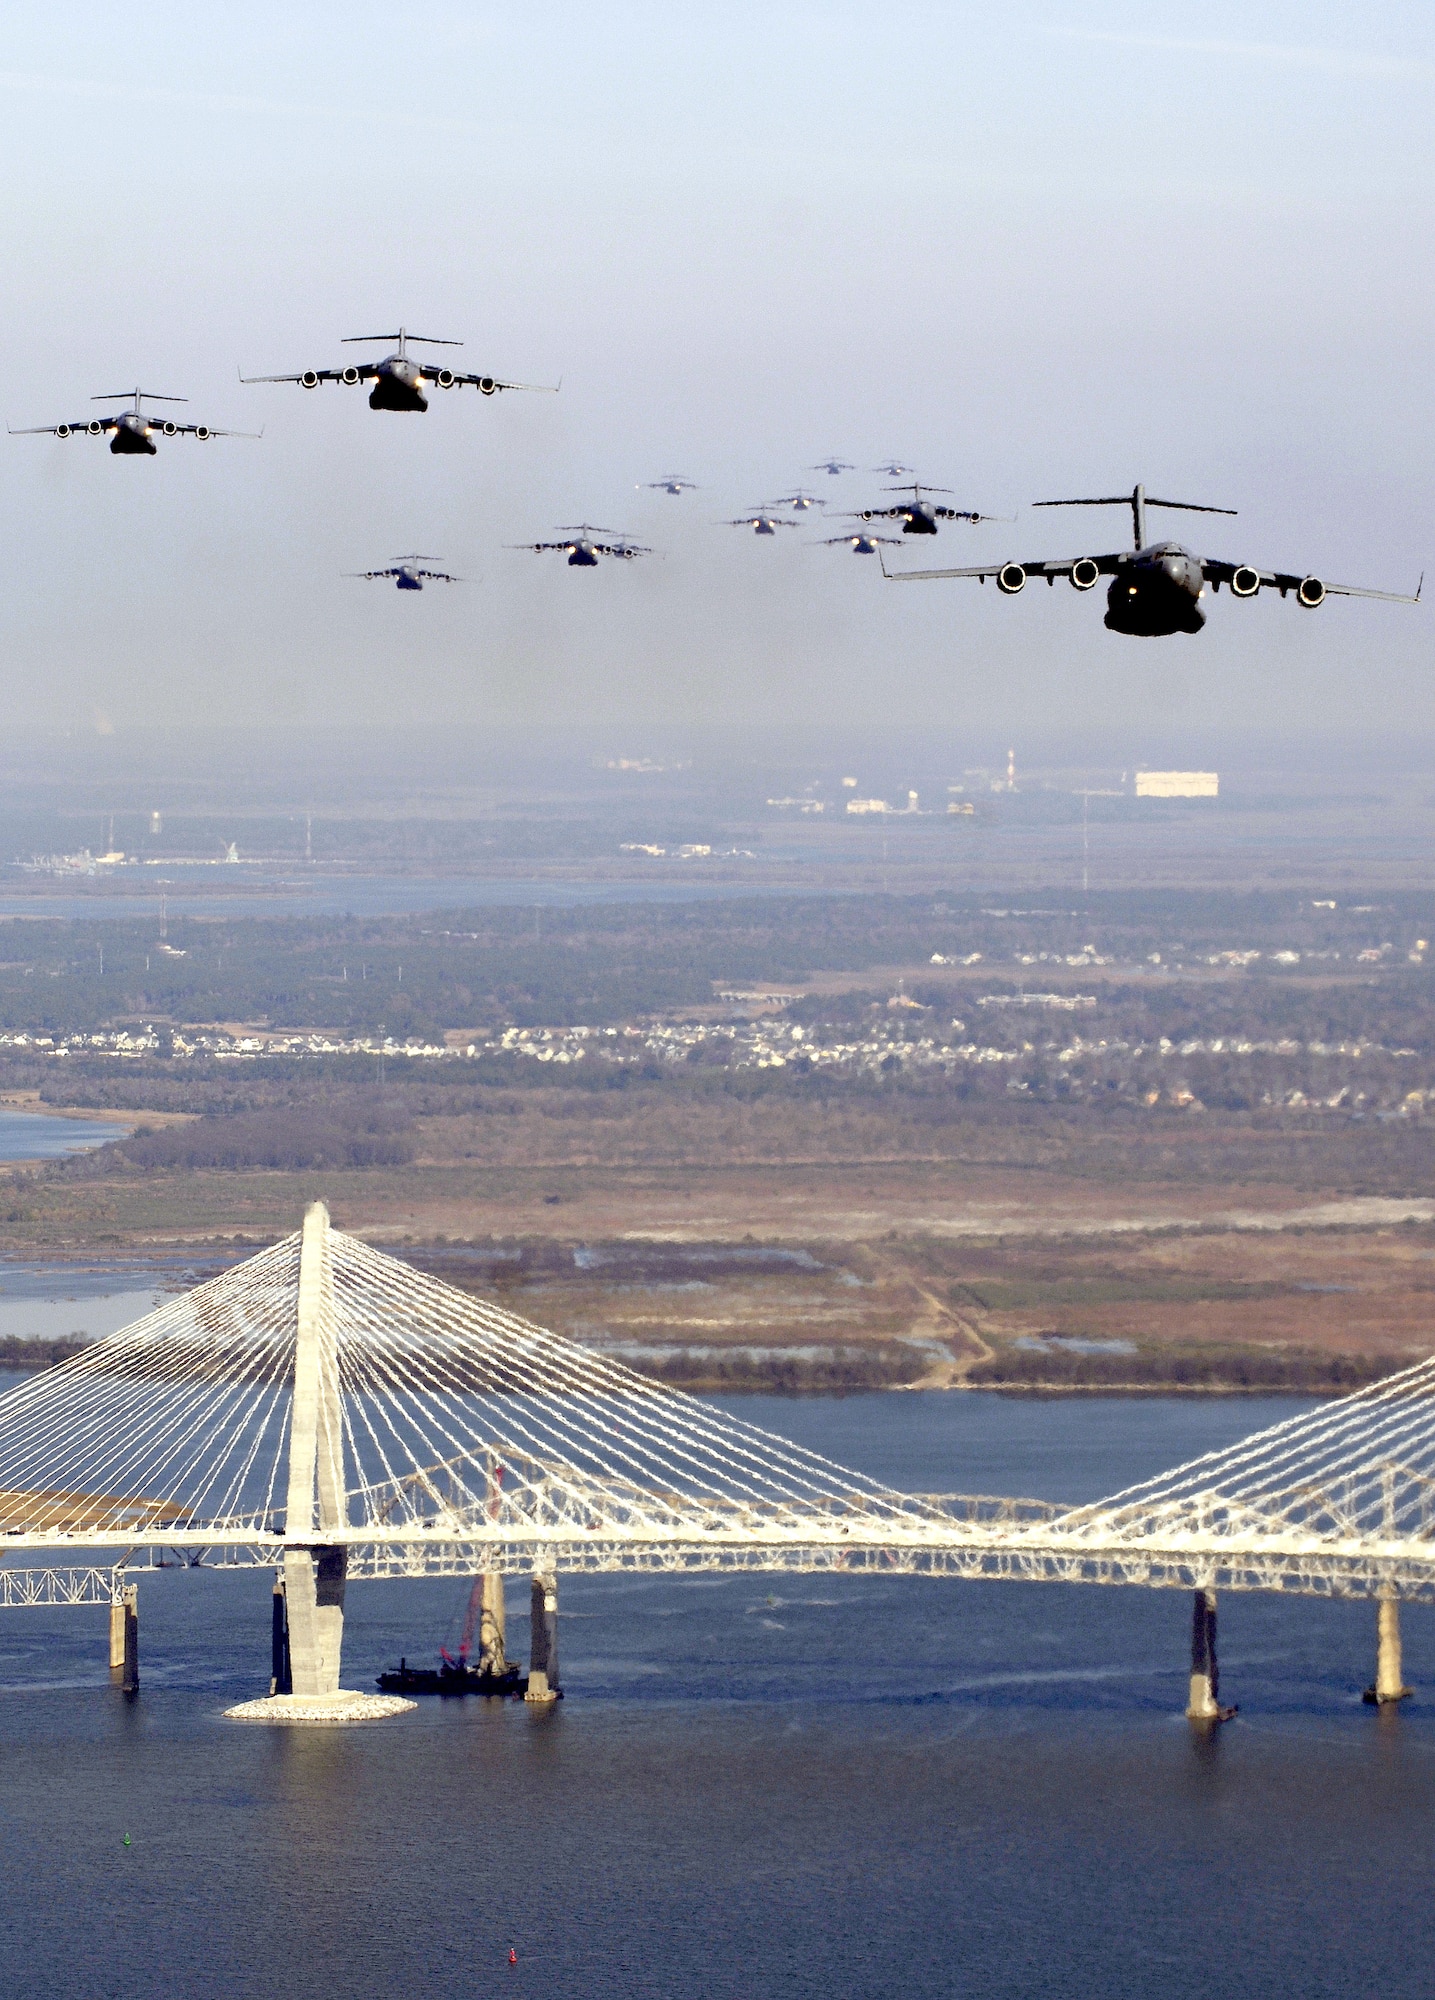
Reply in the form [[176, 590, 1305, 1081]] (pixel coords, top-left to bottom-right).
[[368, 357, 430, 412], [396, 569, 423, 590], [902, 503, 939, 534], [110, 413, 157, 456], [568, 542, 599, 566], [1105, 541, 1206, 635]]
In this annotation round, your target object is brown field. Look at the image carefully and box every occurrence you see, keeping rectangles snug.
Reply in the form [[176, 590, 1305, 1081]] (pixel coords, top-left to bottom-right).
[[7, 1081, 1434, 1392]]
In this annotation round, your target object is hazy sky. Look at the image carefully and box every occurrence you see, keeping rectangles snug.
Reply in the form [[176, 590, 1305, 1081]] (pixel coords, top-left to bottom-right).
[[2, 2, 1431, 765]]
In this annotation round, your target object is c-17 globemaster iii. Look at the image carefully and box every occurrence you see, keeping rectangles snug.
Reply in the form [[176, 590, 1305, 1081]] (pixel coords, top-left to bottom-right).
[[882, 482, 1421, 634], [9, 387, 259, 455], [346, 555, 460, 591], [856, 482, 1002, 536], [511, 525, 652, 566], [240, 328, 556, 412]]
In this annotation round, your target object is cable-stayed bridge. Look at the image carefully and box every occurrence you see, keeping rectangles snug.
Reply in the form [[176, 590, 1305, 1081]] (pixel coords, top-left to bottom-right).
[[0, 1204, 1428, 1719]]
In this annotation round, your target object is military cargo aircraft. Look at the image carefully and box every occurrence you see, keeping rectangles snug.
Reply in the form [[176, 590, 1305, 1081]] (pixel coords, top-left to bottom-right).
[[240, 328, 556, 412], [512, 525, 651, 566], [722, 512, 801, 536], [881, 483, 1422, 634], [855, 482, 999, 536], [346, 555, 460, 591], [871, 459, 916, 477], [768, 489, 827, 512], [810, 457, 854, 476], [9, 387, 258, 455], [817, 531, 904, 555], [640, 474, 698, 494]]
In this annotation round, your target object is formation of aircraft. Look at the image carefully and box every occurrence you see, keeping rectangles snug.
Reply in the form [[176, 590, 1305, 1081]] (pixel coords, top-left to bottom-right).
[[239, 328, 556, 413], [881, 483, 1422, 635], [9, 387, 258, 455], [512, 525, 652, 566], [346, 555, 460, 591], [855, 482, 1000, 537], [8, 333, 1421, 639]]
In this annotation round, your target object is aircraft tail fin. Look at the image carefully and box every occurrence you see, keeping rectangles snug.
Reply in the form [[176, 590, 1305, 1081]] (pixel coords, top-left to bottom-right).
[[1034, 485, 1236, 549]]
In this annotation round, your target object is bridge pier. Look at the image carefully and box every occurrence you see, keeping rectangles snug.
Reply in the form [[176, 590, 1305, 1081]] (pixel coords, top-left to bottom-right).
[[1364, 1590, 1412, 1705], [525, 1572, 560, 1703], [479, 1573, 506, 1674], [225, 1204, 412, 1724], [109, 1584, 138, 1692], [270, 1576, 292, 1695], [1186, 1586, 1235, 1722]]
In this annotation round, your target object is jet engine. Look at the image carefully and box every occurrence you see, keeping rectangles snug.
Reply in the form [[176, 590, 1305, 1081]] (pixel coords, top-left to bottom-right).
[[55, 424, 71, 439], [300, 370, 321, 389], [86, 420, 105, 436], [1070, 558, 1099, 591], [858, 509, 876, 521], [996, 563, 1026, 595], [436, 369, 456, 389], [1298, 575, 1326, 608], [195, 425, 212, 440], [161, 420, 179, 437], [478, 377, 496, 395], [340, 365, 361, 386], [1231, 565, 1261, 597]]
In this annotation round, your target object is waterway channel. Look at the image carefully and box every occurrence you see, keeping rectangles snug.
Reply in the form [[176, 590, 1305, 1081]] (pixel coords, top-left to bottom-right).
[[0, 1388, 1429, 1997]]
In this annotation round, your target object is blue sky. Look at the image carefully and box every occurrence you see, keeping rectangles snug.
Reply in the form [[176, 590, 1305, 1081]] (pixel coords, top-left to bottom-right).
[[1, 2, 1431, 761]]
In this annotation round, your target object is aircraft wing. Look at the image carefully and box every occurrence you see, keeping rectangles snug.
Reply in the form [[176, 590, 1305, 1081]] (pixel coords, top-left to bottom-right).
[[508, 542, 573, 553], [432, 371, 559, 394], [345, 569, 400, 580], [417, 569, 462, 582], [238, 367, 364, 385], [1202, 558, 1422, 605], [594, 543, 649, 559], [8, 418, 110, 436], [168, 423, 263, 439], [880, 552, 1124, 582]]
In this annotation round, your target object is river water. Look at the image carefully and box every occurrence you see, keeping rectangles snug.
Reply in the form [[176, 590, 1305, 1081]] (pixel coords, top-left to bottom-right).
[[0, 1388, 1429, 1999]]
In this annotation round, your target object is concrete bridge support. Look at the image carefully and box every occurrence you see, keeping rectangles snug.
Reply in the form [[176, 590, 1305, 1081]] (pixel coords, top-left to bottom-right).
[[525, 1572, 559, 1703], [1364, 1590, 1413, 1705], [479, 1573, 506, 1674], [270, 1577, 292, 1695], [281, 1203, 347, 1697], [1186, 1586, 1235, 1722], [227, 1203, 413, 1722], [109, 1584, 138, 1691]]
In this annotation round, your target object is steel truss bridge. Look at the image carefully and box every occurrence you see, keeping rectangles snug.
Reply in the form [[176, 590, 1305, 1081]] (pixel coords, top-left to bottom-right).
[[0, 1205, 1429, 1712]]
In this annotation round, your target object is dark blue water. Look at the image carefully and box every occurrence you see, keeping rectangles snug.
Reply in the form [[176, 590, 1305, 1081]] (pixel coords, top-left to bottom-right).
[[1, 1391, 1431, 1999]]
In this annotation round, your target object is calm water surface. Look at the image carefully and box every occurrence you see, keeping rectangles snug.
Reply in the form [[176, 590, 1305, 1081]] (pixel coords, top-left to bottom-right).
[[0, 1110, 123, 1161], [0, 1390, 1429, 2000]]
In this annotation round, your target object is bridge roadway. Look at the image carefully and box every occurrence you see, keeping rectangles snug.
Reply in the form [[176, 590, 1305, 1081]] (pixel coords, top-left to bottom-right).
[[4, 1489, 1434, 1600]]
